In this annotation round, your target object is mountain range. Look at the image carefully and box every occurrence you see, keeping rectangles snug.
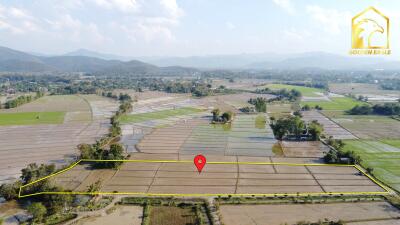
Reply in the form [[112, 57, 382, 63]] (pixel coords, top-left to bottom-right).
[[0, 46, 198, 75], [0, 46, 399, 73]]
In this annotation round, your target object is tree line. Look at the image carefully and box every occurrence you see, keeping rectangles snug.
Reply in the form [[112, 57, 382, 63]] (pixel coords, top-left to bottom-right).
[[2, 91, 44, 109], [348, 103, 400, 115], [254, 88, 302, 102], [79, 94, 133, 169]]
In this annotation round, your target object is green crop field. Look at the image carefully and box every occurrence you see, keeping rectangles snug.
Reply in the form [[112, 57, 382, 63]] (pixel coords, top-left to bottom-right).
[[265, 84, 323, 97], [301, 97, 366, 111], [119, 107, 204, 124], [0, 112, 65, 125], [380, 139, 400, 148], [342, 140, 400, 192]]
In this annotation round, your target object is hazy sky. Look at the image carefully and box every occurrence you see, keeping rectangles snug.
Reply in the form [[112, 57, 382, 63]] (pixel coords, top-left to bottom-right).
[[0, 0, 399, 58]]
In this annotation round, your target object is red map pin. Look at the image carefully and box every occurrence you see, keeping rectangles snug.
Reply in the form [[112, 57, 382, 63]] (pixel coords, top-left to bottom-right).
[[194, 154, 206, 173]]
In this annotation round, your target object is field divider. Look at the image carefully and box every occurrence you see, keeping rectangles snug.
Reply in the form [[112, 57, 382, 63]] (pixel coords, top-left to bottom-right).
[[354, 164, 392, 193]]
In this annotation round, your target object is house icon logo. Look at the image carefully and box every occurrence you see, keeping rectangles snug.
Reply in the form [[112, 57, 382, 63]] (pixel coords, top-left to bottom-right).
[[350, 7, 391, 55]]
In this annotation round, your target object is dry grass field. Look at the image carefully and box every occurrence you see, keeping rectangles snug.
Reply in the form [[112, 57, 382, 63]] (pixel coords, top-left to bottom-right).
[[280, 141, 329, 158], [220, 201, 400, 225], [149, 206, 198, 225]]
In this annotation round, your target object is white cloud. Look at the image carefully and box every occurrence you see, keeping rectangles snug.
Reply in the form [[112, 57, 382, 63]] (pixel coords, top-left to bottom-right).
[[0, 4, 39, 34], [0, 0, 184, 50], [306, 5, 351, 35], [226, 22, 235, 30], [90, 0, 139, 13], [283, 28, 311, 40], [273, 0, 295, 14]]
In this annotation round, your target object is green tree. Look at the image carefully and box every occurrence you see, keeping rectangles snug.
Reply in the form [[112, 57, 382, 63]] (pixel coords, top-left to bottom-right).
[[20, 163, 55, 184], [27, 202, 47, 223], [78, 143, 95, 159], [308, 120, 324, 141], [270, 115, 305, 140], [211, 108, 220, 121], [0, 182, 20, 200], [221, 111, 234, 122]]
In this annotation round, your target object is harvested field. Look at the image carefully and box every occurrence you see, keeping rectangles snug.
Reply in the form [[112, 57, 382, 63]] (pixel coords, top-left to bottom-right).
[[36, 158, 386, 196], [75, 205, 142, 225], [302, 110, 356, 139], [324, 112, 400, 139], [342, 140, 400, 193], [219, 201, 400, 225], [137, 114, 278, 157], [0, 95, 118, 184], [280, 141, 329, 157], [267, 103, 292, 118]]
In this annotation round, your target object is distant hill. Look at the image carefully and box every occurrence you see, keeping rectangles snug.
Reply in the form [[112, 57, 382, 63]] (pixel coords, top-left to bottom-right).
[[246, 52, 397, 70], [64, 49, 132, 61], [141, 51, 400, 71], [0, 46, 399, 72], [0, 46, 197, 75], [139, 53, 285, 69]]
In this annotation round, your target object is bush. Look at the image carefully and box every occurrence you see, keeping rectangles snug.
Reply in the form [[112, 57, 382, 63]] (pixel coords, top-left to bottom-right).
[[28, 202, 47, 223]]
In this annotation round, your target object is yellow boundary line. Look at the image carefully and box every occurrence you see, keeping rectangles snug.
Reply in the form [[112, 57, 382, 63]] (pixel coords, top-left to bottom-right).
[[19, 160, 390, 198]]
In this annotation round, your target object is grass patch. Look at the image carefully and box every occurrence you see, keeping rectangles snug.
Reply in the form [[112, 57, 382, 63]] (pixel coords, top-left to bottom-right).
[[301, 97, 366, 111], [255, 114, 266, 129], [265, 84, 323, 97], [44, 213, 77, 225], [342, 140, 400, 192], [272, 143, 284, 156], [119, 107, 204, 124], [0, 111, 65, 125]]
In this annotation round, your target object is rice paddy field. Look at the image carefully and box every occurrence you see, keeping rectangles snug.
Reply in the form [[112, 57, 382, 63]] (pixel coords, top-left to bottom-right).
[[323, 111, 400, 139], [0, 94, 118, 184], [342, 140, 400, 192], [265, 84, 324, 97], [119, 107, 204, 124], [302, 111, 356, 139], [137, 114, 279, 157], [301, 97, 365, 111], [39, 156, 385, 196], [329, 83, 400, 103], [0, 111, 65, 125]]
